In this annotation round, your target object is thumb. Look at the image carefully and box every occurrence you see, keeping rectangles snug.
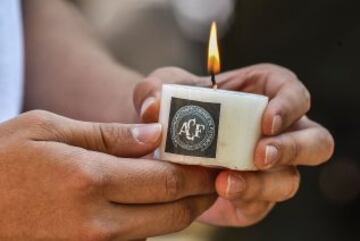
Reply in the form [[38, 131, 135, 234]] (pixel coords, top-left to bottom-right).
[[80, 122, 162, 158], [133, 67, 207, 123], [23, 111, 162, 158]]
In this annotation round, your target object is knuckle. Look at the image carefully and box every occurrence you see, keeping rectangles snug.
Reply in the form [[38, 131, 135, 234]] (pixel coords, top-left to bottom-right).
[[22, 110, 62, 139], [23, 110, 54, 128], [77, 222, 112, 241], [23, 109, 51, 119], [69, 163, 105, 195], [164, 166, 185, 200]]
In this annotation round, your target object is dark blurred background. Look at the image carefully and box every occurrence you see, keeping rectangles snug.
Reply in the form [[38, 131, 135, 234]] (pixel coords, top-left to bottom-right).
[[76, 0, 360, 240], [216, 1, 360, 241]]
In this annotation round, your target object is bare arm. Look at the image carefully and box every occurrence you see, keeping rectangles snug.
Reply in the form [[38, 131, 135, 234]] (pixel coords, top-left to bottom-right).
[[23, 0, 141, 123]]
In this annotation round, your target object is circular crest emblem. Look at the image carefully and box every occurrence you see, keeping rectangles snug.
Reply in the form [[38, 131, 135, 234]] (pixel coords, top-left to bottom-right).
[[170, 105, 216, 151]]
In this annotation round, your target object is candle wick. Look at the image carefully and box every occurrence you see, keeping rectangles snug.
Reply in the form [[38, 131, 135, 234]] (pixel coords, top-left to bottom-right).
[[211, 72, 217, 89]]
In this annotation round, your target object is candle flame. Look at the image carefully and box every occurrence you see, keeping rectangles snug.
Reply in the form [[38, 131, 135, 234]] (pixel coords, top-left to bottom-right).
[[207, 21, 221, 75]]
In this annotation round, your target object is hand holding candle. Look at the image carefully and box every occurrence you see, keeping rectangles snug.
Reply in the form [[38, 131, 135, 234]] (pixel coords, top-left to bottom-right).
[[133, 22, 334, 227], [134, 64, 334, 227], [134, 64, 334, 226]]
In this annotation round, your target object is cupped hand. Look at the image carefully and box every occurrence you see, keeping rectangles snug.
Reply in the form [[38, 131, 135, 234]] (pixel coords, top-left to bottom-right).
[[133, 64, 334, 227], [0, 110, 217, 240]]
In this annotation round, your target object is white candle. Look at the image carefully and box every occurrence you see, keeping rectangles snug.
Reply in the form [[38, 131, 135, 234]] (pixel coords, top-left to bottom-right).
[[158, 84, 268, 170]]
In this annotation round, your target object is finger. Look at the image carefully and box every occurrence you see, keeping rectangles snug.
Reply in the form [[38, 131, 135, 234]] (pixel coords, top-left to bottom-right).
[[215, 167, 300, 202], [262, 81, 311, 135], [107, 194, 217, 240], [133, 67, 206, 123], [21, 110, 162, 157], [254, 64, 311, 135], [254, 117, 335, 169], [101, 157, 218, 203], [216, 64, 311, 135], [198, 197, 274, 227]]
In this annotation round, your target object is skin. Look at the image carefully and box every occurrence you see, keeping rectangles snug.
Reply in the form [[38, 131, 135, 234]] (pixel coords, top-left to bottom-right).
[[23, 0, 142, 123], [0, 110, 217, 240], [0, 0, 215, 240], [133, 64, 335, 226]]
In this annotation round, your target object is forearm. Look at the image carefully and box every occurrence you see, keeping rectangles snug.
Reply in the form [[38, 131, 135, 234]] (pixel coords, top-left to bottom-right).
[[23, 0, 141, 123]]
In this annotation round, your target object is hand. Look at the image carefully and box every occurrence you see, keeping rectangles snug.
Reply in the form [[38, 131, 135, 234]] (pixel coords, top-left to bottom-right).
[[133, 64, 335, 227], [0, 110, 217, 240]]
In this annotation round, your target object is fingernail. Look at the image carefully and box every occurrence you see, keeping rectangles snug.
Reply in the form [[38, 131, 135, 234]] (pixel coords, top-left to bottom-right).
[[226, 174, 246, 198], [131, 123, 162, 144], [271, 115, 282, 135], [140, 97, 156, 118], [264, 145, 278, 167]]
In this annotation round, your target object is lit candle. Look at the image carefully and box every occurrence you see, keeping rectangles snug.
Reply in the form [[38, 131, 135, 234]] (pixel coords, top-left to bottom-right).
[[158, 22, 268, 170]]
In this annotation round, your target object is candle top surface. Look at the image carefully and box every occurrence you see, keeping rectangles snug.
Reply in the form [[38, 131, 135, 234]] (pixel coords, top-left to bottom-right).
[[163, 84, 268, 100]]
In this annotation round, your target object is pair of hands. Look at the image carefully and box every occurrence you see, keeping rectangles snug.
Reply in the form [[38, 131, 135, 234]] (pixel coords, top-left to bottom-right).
[[0, 64, 333, 241], [133, 64, 335, 226]]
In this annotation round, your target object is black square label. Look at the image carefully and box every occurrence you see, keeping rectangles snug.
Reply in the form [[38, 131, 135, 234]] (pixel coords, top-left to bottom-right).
[[165, 97, 220, 158]]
